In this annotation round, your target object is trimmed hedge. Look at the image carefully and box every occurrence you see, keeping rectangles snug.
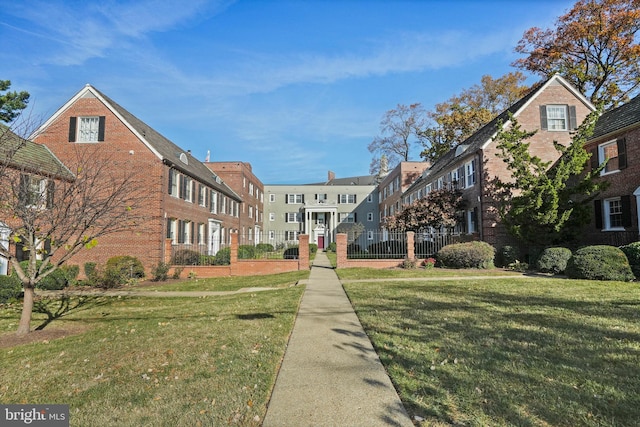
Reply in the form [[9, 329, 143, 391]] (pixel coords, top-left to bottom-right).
[[171, 249, 200, 265], [537, 247, 572, 274], [437, 241, 495, 269], [620, 242, 640, 279], [0, 274, 22, 303], [565, 245, 634, 281], [12, 261, 73, 290], [283, 246, 299, 259], [106, 255, 145, 279], [214, 248, 231, 265]]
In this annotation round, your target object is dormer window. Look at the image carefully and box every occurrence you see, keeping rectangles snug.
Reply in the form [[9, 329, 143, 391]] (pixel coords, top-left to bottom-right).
[[179, 153, 188, 165]]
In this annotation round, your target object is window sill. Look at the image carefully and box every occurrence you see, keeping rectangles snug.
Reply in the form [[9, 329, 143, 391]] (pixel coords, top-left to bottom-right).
[[600, 170, 621, 177], [602, 228, 625, 232]]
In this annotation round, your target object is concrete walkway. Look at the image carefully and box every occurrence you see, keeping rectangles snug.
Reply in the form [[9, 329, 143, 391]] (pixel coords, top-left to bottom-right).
[[263, 252, 413, 427]]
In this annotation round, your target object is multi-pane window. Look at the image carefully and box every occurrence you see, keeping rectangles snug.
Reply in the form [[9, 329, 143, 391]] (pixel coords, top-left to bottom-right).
[[316, 193, 327, 203], [465, 159, 476, 188], [78, 117, 100, 142], [168, 170, 178, 197], [183, 176, 193, 202], [210, 190, 218, 213], [546, 105, 568, 131], [249, 206, 254, 218], [269, 213, 275, 221], [287, 194, 304, 204], [339, 212, 355, 223], [198, 185, 207, 207], [21, 175, 48, 208], [604, 198, 623, 229], [198, 223, 206, 244], [599, 141, 619, 174], [286, 212, 300, 223], [285, 231, 299, 241], [339, 194, 356, 204]]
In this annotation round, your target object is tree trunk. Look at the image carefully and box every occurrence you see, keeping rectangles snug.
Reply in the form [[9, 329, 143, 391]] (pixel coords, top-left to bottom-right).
[[16, 285, 34, 336]]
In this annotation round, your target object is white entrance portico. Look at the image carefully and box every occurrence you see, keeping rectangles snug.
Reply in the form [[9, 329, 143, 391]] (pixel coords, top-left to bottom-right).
[[303, 203, 337, 249]]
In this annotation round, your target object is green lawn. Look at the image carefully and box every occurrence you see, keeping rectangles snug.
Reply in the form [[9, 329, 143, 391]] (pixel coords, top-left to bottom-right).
[[135, 270, 309, 292], [0, 286, 304, 426], [343, 277, 640, 427], [337, 266, 522, 280]]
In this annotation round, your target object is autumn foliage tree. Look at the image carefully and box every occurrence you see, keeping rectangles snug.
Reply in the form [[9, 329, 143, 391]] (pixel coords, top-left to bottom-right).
[[368, 103, 427, 175], [383, 188, 465, 231], [420, 72, 529, 163], [513, 0, 640, 109]]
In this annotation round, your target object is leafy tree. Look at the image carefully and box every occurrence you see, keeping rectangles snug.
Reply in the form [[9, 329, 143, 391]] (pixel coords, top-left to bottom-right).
[[0, 80, 30, 123], [368, 103, 427, 175], [492, 111, 607, 247], [513, 0, 640, 109], [420, 72, 529, 163], [384, 188, 465, 231], [0, 145, 149, 335]]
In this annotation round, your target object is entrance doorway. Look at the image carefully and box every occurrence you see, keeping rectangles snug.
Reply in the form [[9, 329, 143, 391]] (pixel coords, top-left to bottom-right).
[[318, 235, 325, 249]]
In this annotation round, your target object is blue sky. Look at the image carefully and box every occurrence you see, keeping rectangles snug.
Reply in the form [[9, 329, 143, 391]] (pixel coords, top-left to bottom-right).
[[1, 0, 575, 184]]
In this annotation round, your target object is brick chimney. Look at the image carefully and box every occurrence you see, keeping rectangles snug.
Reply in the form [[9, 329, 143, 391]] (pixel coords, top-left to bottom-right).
[[327, 170, 335, 182]]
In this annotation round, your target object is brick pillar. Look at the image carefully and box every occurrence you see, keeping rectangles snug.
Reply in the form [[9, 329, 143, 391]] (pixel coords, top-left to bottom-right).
[[336, 233, 347, 268], [164, 239, 173, 264], [230, 232, 239, 275], [407, 231, 415, 260], [298, 234, 309, 270]]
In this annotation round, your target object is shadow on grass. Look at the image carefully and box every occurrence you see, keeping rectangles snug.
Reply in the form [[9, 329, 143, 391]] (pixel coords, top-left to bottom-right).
[[34, 294, 111, 331], [346, 281, 640, 426]]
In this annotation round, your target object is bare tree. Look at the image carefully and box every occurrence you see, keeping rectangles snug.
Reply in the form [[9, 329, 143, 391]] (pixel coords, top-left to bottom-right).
[[368, 103, 427, 175], [0, 144, 149, 335]]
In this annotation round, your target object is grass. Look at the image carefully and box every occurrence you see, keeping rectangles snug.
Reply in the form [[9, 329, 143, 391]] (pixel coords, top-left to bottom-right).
[[0, 286, 304, 426], [343, 277, 640, 427], [135, 270, 309, 292], [337, 266, 522, 280]]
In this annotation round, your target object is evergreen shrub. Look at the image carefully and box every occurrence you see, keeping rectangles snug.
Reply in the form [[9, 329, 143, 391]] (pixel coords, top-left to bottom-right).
[[537, 247, 572, 274], [437, 241, 495, 269], [565, 245, 634, 281], [619, 242, 640, 279]]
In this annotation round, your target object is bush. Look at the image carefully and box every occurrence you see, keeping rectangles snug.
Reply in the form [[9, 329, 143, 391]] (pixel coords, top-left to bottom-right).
[[60, 265, 80, 286], [151, 262, 170, 282], [199, 255, 216, 266], [0, 274, 22, 303], [284, 246, 299, 259], [498, 245, 520, 268], [565, 245, 634, 281], [309, 243, 318, 255], [84, 262, 97, 279], [171, 249, 200, 265], [620, 242, 640, 279], [106, 256, 145, 280], [256, 243, 274, 252], [214, 248, 231, 265], [12, 261, 70, 290], [401, 258, 417, 269], [326, 242, 337, 252], [347, 243, 362, 255], [238, 245, 258, 259], [437, 241, 495, 269], [537, 247, 572, 274]]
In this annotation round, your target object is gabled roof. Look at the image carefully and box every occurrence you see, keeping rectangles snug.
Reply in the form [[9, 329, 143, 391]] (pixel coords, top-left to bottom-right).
[[404, 74, 595, 195], [591, 93, 640, 140], [1, 125, 74, 180], [307, 175, 377, 186], [33, 85, 241, 201]]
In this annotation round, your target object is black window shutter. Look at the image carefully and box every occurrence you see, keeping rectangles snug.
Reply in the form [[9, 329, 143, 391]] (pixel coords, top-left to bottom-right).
[[46, 180, 55, 208], [539, 106, 548, 130], [301, 194, 305, 203], [69, 117, 77, 142], [166, 219, 172, 239], [594, 200, 603, 229], [178, 175, 184, 199], [590, 148, 599, 171], [353, 195, 357, 203], [190, 222, 195, 244], [19, 174, 29, 206], [354, 212, 357, 222], [168, 170, 173, 195], [285, 194, 289, 204], [177, 220, 184, 243], [569, 105, 577, 130], [98, 116, 105, 141], [473, 207, 479, 231], [622, 195, 632, 227], [337, 194, 341, 204], [617, 138, 627, 169]]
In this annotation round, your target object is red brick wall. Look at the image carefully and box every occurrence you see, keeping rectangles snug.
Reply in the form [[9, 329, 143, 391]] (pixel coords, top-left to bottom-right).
[[33, 96, 166, 274], [336, 232, 413, 269]]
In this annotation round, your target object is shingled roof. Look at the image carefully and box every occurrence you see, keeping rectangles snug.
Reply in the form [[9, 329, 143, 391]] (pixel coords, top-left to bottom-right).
[[35, 85, 241, 201], [0, 126, 74, 180], [404, 74, 594, 195], [591, 93, 640, 140]]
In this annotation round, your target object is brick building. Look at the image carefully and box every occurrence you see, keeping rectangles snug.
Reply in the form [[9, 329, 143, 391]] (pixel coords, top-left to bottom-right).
[[581, 93, 640, 246], [31, 84, 242, 274], [402, 74, 595, 250], [205, 161, 264, 245], [378, 161, 430, 222]]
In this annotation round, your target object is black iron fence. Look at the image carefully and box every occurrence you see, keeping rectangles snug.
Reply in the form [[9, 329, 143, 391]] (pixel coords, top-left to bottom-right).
[[346, 229, 471, 259]]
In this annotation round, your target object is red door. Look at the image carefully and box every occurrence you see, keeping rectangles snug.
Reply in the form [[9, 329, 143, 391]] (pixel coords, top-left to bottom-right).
[[318, 235, 325, 249]]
